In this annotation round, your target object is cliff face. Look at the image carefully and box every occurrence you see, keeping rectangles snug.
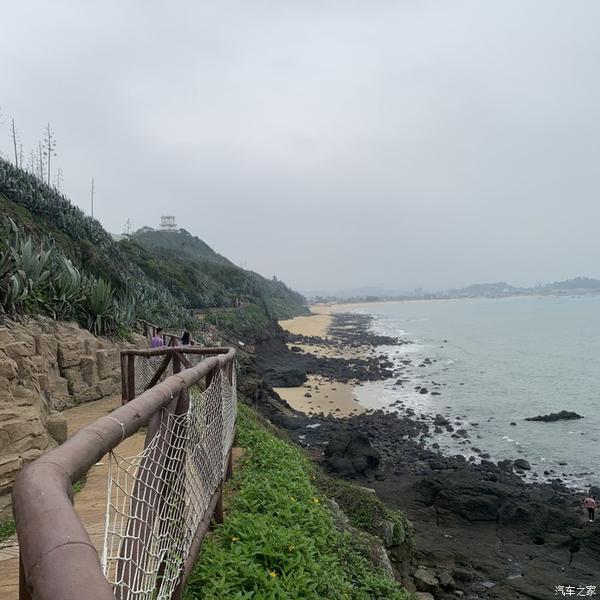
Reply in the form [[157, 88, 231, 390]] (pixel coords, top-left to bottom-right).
[[0, 318, 145, 520]]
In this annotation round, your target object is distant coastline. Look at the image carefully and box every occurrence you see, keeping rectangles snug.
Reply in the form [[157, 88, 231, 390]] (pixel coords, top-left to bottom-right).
[[308, 275, 600, 305]]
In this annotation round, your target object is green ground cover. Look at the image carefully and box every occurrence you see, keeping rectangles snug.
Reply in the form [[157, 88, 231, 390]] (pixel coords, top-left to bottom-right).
[[185, 405, 411, 600]]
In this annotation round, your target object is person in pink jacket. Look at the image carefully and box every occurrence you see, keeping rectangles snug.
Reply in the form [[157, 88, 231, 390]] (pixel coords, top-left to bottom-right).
[[583, 496, 597, 522]]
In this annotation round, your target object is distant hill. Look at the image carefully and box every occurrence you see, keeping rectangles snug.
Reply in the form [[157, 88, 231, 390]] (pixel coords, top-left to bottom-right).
[[534, 276, 600, 293], [121, 227, 307, 319], [449, 282, 517, 297]]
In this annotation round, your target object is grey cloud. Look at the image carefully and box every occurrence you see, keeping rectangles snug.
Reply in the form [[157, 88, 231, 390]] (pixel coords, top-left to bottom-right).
[[2, 1, 600, 292]]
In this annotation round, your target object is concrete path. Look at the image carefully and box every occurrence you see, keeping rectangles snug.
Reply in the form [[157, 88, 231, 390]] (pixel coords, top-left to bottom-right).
[[0, 395, 146, 599]]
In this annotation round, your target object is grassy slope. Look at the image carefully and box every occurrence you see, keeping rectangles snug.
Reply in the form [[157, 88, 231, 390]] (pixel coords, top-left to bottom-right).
[[185, 405, 411, 600]]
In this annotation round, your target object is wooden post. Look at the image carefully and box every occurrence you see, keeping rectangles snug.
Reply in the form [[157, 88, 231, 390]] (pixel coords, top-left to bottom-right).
[[120, 352, 128, 404], [214, 483, 224, 524], [19, 555, 32, 600], [226, 448, 233, 481], [127, 354, 136, 402], [172, 351, 181, 375]]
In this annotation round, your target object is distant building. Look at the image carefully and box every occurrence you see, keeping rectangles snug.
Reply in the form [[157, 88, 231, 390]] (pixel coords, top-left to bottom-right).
[[160, 215, 177, 231]]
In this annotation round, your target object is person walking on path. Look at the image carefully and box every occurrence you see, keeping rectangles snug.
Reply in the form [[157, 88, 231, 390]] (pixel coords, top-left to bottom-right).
[[583, 496, 596, 522], [151, 328, 164, 348], [180, 330, 192, 345]]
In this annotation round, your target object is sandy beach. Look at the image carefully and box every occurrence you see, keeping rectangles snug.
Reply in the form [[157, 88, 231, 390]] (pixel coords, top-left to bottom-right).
[[276, 305, 368, 417], [278, 305, 333, 338]]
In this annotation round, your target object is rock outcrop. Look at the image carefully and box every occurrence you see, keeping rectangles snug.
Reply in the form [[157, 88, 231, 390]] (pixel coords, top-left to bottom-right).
[[525, 410, 583, 422], [0, 317, 144, 521]]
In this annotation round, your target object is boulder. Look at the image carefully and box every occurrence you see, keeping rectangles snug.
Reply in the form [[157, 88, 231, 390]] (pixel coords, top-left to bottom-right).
[[514, 459, 531, 471], [324, 432, 380, 476], [413, 566, 439, 593]]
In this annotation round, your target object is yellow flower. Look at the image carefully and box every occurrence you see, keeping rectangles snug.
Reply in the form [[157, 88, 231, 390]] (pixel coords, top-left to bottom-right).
[[288, 544, 295, 552], [231, 536, 240, 542], [312, 497, 320, 504], [269, 571, 277, 578], [289, 496, 296, 502]]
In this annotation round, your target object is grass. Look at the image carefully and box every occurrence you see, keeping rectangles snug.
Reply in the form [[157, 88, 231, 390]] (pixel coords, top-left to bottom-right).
[[0, 519, 16, 543], [72, 475, 87, 495], [185, 404, 411, 600], [314, 473, 413, 550]]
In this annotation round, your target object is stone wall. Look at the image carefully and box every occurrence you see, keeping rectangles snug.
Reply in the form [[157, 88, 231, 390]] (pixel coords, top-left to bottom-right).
[[0, 317, 146, 521]]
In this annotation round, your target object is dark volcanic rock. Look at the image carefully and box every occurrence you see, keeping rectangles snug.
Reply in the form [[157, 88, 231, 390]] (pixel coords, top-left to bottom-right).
[[513, 458, 531, 470], [250, 308, 599, 599], [525, 410, 583, 422], [323, 432, 380, 476]]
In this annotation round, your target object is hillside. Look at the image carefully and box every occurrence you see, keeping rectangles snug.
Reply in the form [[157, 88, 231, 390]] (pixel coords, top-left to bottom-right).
[[449, 281, 517, 297], [0, 158, 306, 335], [121, 228, 307, 320]]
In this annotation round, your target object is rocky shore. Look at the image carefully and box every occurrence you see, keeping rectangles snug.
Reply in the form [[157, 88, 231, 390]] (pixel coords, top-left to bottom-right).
[[253, 311, 599, 600]]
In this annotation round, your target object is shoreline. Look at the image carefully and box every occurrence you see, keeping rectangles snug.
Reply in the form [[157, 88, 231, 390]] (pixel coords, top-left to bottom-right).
[[275, 306, 374, 417], [257, 306, 600, 598]]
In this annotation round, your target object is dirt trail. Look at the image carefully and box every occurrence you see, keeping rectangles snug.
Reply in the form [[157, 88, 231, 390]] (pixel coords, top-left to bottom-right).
[[0, 395, 146, 600]]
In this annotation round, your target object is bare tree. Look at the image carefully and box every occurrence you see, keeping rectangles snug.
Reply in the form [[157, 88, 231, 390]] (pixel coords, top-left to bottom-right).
[[19, 143, 23, 168], [37, 141, 45, 181], [43, 123, 57, 185], [11, 118, 19, 166], [27, 149, 36, 174], [54, 168, 63, 191]]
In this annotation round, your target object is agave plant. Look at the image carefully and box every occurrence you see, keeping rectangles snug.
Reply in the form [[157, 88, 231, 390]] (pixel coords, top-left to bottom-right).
[[3, 272, 29, 310], [115, 288, 138, 329], [52, 256, 82, 319], [0, 249, 28, 313], [12, 237, 52, 289], [83, 277, 116, 335], [0, 218, 27, 312]]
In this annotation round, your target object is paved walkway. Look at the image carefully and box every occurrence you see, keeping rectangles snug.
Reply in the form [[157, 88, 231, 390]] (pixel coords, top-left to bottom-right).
[[0, 395, 146, 600]]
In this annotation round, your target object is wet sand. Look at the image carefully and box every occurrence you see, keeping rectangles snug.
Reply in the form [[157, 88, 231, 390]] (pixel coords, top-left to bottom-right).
[[274, 374, 364, 417]]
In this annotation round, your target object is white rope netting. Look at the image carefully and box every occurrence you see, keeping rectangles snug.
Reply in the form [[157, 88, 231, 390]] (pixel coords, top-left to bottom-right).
[[102, 364, 237, 599], [132, 353, 208, 397]]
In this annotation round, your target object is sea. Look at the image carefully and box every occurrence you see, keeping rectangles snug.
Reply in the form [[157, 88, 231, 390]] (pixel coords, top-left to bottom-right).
[[350, 295, 600, 489]]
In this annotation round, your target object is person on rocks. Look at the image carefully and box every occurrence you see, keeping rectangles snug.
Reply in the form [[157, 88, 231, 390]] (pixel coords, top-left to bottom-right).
[[583, 495, 597, 522], [151, 328, 164, 348]]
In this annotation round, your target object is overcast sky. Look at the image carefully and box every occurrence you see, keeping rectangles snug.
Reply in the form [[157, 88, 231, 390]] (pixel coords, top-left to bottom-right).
[[2, 1, 600, 293]]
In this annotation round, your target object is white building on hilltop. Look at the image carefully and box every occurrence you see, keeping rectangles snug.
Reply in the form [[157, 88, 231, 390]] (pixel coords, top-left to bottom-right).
[[160, 215, 177, 231]]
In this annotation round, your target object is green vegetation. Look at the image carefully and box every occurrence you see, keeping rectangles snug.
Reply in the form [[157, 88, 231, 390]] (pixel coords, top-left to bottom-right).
[[0, 158, 306, 335], [72, 475, 87, 495], [0, 519, 16, 543], [185, 405, 411, 600], [124, 228, 307, 319], [204, 304, 275, 341], [315, 473, 413, 550], [0, 214, 156, 335]]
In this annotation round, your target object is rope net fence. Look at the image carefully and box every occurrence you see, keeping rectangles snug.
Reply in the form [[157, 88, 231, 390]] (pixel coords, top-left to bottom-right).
[[131, 352, 209, 398], [102, 363, 237, 599]]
